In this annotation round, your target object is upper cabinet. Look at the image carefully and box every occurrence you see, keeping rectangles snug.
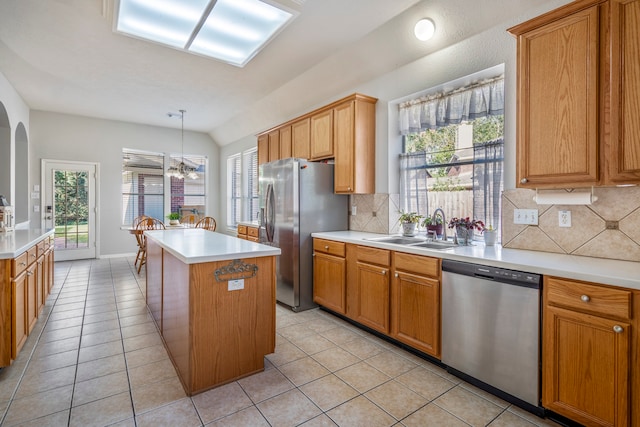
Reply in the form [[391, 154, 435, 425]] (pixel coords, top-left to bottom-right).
[[256, 93, 377, 194], [508, 0, 640, 188]]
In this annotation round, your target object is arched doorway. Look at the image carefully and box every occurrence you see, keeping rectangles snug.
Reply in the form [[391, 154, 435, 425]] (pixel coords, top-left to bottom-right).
[[15, 122, 29, 224], [0, 102, 10, 203]]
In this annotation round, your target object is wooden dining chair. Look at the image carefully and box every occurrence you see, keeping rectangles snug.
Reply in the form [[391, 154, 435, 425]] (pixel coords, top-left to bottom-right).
[[180, 213, 198, 227], [136, 217, 165, 274], [132, 215, 148, 268], [195, 216, 217, 231]]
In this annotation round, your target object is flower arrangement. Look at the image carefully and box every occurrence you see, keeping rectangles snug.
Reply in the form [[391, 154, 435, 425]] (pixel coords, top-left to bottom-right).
[[448, 217, 485, 232], [398, 211, 423, 224]]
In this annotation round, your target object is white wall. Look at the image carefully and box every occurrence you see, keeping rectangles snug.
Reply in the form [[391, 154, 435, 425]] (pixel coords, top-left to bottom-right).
[[29, 111, 220, 256]]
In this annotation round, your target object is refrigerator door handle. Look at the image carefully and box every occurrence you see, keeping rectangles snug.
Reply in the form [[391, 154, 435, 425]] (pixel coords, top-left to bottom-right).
[[265, 183, 275, 243]]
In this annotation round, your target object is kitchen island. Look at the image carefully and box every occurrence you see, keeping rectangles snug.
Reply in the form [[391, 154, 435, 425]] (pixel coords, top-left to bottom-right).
[[144, 228, 280, 395]]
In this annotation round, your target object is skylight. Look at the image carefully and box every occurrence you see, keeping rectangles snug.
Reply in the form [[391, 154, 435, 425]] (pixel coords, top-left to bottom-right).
[[115, 0, 294, 67]]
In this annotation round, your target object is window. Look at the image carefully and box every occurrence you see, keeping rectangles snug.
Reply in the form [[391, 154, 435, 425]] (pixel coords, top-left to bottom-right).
[[399, 75, 504, 241], [122, 150, 164, 225], [122, 149, 208, 226], [169, 153, 207, 218], [227, 147, 259, 228]]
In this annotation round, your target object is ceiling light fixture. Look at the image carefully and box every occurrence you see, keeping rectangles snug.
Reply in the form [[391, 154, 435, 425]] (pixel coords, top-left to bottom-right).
[[414, 18, 436, 41], [166, 110, 199, 180], [115, 0, 295, 67]]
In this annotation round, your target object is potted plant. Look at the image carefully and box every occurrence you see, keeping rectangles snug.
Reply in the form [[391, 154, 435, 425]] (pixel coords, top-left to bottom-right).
[[483, 224, 497, 246], [398, 211, 423, 236], [166, 212, 180, 226], [421, 213, 443, 238], [448, 217, 484, 245]]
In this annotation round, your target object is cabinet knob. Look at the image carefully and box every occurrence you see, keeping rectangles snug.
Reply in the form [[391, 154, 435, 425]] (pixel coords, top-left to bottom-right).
[[580, 295, 590, 302], [27, 271, 33, 276], [520, 178, 528, 184], [394, 273, 399, 278], [613, 325, 624, 333], [381, 270, 386, 275], [348, 187, 352, 191], [20, 262, 26, 266], [325, 245, 329, 250], [31, 254, 36, 258]]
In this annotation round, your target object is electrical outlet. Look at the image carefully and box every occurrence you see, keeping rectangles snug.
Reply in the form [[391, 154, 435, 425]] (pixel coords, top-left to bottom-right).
[[559, 210, 571, 227], [513, 209, 539, 225]]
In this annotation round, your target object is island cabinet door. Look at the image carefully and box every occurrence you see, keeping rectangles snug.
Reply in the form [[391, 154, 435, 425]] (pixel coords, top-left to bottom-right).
[[146, 239, 164, 332], [188, 256, 276, 394]]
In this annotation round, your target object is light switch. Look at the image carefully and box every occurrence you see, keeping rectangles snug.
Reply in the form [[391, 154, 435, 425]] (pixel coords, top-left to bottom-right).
[[513, 209, 538, 225]]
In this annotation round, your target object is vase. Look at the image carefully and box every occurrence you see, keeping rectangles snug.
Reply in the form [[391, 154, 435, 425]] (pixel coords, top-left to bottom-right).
[[455, 226, 470, 245], [169, 219, 180, 226], [484, 230, 497, 246], [426, 224, 443, 238], [402, 222, 417, 236]]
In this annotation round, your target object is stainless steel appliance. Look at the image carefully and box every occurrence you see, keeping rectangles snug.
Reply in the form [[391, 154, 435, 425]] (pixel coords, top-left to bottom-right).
[[441, 259, 542, 413], [260, 158, 348, 311]]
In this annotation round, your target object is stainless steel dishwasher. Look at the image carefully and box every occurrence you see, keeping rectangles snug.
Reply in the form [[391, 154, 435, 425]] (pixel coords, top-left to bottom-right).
[[441, 259, 542, 412]]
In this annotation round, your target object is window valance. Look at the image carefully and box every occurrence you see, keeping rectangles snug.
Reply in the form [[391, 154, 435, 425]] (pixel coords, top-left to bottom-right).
[[398, 76, 504, 135]]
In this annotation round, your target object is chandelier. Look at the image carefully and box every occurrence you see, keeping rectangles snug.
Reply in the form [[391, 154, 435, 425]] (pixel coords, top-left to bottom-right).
[[166, 109, 199, 180]]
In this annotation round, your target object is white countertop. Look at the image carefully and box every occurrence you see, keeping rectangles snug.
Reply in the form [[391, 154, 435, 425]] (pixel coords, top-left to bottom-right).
[[0, 227, 54, 259], [312, 231, 640, 290], [145, 228, 280, 264]]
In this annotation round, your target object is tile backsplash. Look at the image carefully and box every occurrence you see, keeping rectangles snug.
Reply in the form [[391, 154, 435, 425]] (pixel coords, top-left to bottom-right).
[[502, 187, 640, 262], [349, 194, 402, 234]]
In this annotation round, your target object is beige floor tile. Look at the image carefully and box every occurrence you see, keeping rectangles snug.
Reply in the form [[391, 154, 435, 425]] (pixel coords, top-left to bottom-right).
[[69, 391, 133, 427], [72, 370, 130, 407], [458, 383, 510, 409], [338, 336, 385, 359], [122, 331, 163, 352], [320, 326, 362, 345], [335, 361, 390, 393], [76, 353, 126, 382], [78, 340, 123, 363], [83, 301, 117, 313], [435, 386, 504, 427], [401, 403, 469, 427], [135, 397, 201, 427], [105, 416, 136, 427], [312, 347, 360, 372], [278, 322, 318, 341], [15, 365, 76, 398], [192, 381, 253, 423], [33, 336, 80, 358], [118, 312, 154, 327], [257, 388, 322, 427], [488, 409, 538, 426], [300, 413, 339, 426], [81, 319, 121, 335], [365, 350, 418, 378], [290, 333, 336, 355], [238, 367, 295, 403], [8, 409, 70, 427], [127, 358, 178, 389], [299, 374, 359, 412], [38, 326, 82, 343], [83, 310, 119, 325], [208, 406, 270, 427], [120, 322, 158, 339], [506, 406, 562, 427], [365, 380, 428, 420], [2, 385, 73, 426], [278, 356, 330, 386], [80, 328, 123, 348], [265, 341, 307, 367], [396, 367, 456, 401], [326, 395, 395, 427], [47, 307, 84, 321], [118, 306, 149, 318], [124, 343, 169, 369], [131, 375, 186, 414], [304, 318, 341, 334], [26, 349, 79, 373]]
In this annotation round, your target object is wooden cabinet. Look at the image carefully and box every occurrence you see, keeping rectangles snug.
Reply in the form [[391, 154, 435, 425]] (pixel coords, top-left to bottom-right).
[[542, 276, 636, 426], [268, 129, 280, 162], [257, 134, 269, 166], [1, 234, 54, 367], [312, 239, 346, 314], [310, 109, 334, 160], [280, 125, 292, 159], [292, 118, 310, 159], [346, 245, 391, 334], [334, 96, 376, 194], [508, 0, 640, 188], [391, 252, 441, 358], [237, 224, 259, 242]]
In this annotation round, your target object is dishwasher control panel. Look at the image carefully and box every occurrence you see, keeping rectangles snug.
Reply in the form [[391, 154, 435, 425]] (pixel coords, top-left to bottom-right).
[[443, 260, 541, 288]]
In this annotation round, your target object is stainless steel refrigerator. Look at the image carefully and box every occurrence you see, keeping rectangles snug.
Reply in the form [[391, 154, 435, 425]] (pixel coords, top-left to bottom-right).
[[260, 158, 348, 312]]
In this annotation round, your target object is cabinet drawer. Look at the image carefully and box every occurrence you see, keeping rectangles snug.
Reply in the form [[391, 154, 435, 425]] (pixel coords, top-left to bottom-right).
[[546, 277, 632, 320], [313, 239, 345, 257], [247, 227, 259, 238], [237, 225, 247, 235], [37, 241, 46, 257], [356, 245, 390, 267], [394, 252, 440, 278], [27, 246, 37, 265], [12, 252, 28, 277]]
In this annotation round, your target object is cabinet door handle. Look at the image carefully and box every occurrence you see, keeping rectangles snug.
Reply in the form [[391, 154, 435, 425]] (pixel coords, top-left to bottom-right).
[[613, 325, 624, 333], [581, 295, 590, 302], [394, 273, 399, 278], [20, 262, 26, 266], [27, 271, 33, 276], [520, 178, 528, 184], [381, 270, 386, 275], [31, 254, 36, 258]]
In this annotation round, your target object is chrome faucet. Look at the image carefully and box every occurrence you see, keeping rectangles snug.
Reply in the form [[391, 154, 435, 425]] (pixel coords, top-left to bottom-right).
[[432, 208, 447, 241]]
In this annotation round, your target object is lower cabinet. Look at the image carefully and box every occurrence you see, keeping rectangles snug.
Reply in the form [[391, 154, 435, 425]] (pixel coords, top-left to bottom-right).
[[347, 245, 391, 334], [11, 272, 27, 360], [542, 276, 636, 427], [391, 252, 441, 358], [312, 239, 346, 314], [237, 224, 260, 242], [25, 263, 37, 334]]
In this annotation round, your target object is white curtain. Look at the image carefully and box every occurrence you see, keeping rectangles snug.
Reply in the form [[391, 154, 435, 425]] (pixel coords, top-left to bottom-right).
[[399, 152, 430, 216], [398, 76, 504, 135]]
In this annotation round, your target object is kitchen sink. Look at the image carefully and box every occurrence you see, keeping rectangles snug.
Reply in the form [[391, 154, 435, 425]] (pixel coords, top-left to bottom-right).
[[410, 241, 458, 250], [364, 236, 425, 245]]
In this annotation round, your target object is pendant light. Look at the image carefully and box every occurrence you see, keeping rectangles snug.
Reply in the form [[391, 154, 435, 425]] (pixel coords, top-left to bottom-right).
[[166, 109, 199, 180]]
